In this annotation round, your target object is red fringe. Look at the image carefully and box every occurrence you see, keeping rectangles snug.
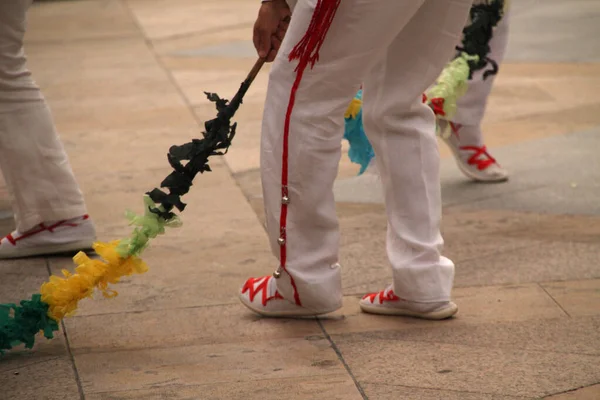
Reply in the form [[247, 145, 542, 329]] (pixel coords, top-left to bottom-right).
[[288, 0, 342, 71]]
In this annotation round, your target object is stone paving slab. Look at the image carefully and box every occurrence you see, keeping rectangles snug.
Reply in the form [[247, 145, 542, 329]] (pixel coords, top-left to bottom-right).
[[76, 338, 346, 394], [332, 336, 600, 398], [125, 0, 257, 41], [64, 306, 323, 353], [506, 0, 600, 63], [324, 311, 600, 356], [85, 375, 364, 400], [1, 356, 81, 400], [26, 0, 139, 43], [1, 1, 600, 399], [361, 385, 529, 400], [334, 125, 600, 208], [324, 283, 569, 331]]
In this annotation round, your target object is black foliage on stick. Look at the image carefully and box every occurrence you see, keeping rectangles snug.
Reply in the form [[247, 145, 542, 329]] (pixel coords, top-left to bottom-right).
[[457, 0, 505, 80], [147, 77, 255, 219]]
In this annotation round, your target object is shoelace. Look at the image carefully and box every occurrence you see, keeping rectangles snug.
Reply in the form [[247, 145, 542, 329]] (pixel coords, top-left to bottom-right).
[[363, 288, 400, 304], [2, 215, 89, 246], [242, 276, 284, 306], [448, 123, 498, 171], [460, 145, 497, 171]]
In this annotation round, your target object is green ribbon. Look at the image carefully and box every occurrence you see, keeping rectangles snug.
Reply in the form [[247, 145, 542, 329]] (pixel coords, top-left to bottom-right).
[[0, 294, 59, 353], [116, 195, 182, 258]]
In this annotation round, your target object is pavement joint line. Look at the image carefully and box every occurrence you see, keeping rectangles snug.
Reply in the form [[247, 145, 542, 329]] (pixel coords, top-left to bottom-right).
[[45, 258, 86, 400], [121, 0, 256, 218], [123, 0, 280, 244], [60, 321, 86, 400], [317, 319, 369, 400], [538, 283, 572, 318], [440, 184, 550, 210], [66, 301, 242, 319], [121, 1, 205, 130], [323, 334, 600, 358], [61, 275, 599, 320], [0, 356, 62, 375], [359, 381, 536, 399], [499, 103, 600, 122], [542, 382, 600, 399], [70, 338, 346, 357], [151, 22, 253, 43], [344, 278, 600, 295], [24, 34, 142, 46], [83, 373, 351, 396], [65, 328, 600, 359]]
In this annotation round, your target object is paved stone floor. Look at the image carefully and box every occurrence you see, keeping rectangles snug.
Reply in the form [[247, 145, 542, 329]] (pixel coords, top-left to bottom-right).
[[1, 1, 599, 399]]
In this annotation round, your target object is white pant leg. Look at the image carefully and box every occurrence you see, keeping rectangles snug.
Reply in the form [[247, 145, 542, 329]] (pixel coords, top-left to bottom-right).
[[452, 9, 511, 129], [261, 0, 471, 310], [361, 0, 471, 302], [285, 0, 298, 12], [0, 0, 87, 232]]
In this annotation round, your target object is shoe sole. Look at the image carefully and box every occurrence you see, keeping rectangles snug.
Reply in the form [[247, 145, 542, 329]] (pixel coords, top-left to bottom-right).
[[442, 138, 509, 183], [360, 302, 458, 320], [0, 239, 95, 259], [239, 294, 339, 318]]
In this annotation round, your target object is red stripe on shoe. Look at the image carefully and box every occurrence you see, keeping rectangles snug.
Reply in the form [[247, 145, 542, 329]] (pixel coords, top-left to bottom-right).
[[1, 216, 87, 246], [362, 289, 400, 304], [242, 277, 284, 306], [5, 233, 16, 245]]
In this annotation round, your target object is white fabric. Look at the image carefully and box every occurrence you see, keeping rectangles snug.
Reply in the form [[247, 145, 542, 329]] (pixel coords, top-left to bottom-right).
[[285, 0, 297, 12], [0, 0, 88, 232], [261, 0, 472, 310], [452, 8, 511, 144]]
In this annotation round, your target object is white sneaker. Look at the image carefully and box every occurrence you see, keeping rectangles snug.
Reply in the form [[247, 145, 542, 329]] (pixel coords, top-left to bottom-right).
[[360, 286, 458, 320], [442, 122, 509, 183], [239, 275, 337, 318], [0, 215, 96, 259]]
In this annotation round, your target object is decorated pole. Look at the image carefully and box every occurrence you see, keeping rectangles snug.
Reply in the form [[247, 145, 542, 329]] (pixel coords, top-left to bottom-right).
[[0, 58, 266, 354]]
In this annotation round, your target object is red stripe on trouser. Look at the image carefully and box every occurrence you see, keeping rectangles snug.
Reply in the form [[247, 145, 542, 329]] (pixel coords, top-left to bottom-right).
[[280, 71, 304, 307], [278, 0, 341, 307]]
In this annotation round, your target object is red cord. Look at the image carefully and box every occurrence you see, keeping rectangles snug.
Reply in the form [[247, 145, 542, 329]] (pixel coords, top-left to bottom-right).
[[461, 145, 497, 170], [363, 289, 400, 304], [3, 215, 89, 246], [279, 0, 342, 306]]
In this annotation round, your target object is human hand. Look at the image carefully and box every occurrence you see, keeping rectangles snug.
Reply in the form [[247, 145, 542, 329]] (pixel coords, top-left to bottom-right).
[[254, 0, 291, 62]]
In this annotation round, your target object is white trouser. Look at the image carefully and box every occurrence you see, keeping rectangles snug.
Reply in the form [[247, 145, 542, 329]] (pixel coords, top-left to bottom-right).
[[262, 0, 472, 311], [452, 9, 510, 129], [0, 0, 87, 232]]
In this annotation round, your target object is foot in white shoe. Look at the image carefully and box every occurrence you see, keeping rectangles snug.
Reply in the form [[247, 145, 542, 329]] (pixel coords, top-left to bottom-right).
[[0, 215, 96, 259], [360, 286, 458, 320], [442, 122, 509, 183], [239, 276, 337, 318]]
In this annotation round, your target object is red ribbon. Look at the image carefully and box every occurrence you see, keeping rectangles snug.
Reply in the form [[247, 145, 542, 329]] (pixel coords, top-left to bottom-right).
[[429, 97, 446, 116]]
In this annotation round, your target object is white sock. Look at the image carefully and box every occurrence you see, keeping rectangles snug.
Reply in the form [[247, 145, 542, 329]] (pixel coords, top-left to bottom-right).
[[453, 123, 484, 147]]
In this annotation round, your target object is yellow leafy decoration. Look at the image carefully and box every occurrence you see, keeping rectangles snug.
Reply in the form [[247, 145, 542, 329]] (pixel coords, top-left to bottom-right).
[[344, 96, 363, 119], [40, 241, 148, 321]]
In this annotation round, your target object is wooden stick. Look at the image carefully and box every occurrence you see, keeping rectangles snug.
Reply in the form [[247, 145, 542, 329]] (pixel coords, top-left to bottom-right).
[[245, 58, 266, 86], [229, 58, 267, 108]]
